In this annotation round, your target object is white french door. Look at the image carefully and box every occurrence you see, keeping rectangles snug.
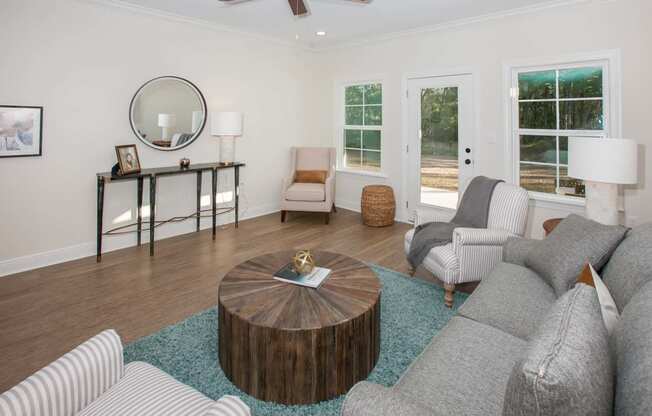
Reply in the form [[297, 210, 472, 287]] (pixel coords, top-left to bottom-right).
[[407, 74, 475, 220]]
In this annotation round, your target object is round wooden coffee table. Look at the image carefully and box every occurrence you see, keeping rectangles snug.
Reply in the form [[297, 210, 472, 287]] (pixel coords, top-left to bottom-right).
[[218, 251, 381, 405]]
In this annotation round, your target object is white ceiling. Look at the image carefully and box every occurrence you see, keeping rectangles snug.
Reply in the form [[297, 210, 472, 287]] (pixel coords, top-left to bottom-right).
[[113, 0, 578, 49]]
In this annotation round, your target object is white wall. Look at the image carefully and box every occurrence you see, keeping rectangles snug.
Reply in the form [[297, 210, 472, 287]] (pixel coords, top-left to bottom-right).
[[313, 0, 651, 237], [0, 0, 322, 275]]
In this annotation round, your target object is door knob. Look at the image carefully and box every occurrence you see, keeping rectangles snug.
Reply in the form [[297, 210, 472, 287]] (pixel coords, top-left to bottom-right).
[[465, 148, 471, 153], [465, 159, 472, 165]]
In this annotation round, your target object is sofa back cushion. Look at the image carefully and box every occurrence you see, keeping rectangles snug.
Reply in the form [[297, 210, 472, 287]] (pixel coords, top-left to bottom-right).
[[525, 214, 628, 297], [601, 223, 652, 312], [503, 284, 613, 416], [614, 281, 652, 416]]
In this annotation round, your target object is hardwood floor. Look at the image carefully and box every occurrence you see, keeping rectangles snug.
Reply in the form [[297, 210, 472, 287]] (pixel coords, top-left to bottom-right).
[[0, 209, 470, 392]]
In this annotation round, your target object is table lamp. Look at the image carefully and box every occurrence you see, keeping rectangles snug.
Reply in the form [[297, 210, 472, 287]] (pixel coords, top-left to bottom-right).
[[211, 112, 243, 164], [158, 114, 176, 140], [568, 137, 637, 225]]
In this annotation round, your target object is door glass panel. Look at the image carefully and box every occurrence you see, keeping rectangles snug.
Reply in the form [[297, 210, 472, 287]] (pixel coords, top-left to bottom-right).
[[420, 87, 459, 209]]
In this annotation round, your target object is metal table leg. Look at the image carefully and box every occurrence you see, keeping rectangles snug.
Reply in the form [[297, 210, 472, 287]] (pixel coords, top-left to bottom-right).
[[149, 175, 156, 256], [96, 177, 105, 262]]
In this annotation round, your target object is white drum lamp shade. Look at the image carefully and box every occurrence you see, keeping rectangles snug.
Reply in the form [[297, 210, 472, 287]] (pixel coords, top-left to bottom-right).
[[568, 137, 638, 225], [211, 112, 243, 164], [158, 113, 176, 140]]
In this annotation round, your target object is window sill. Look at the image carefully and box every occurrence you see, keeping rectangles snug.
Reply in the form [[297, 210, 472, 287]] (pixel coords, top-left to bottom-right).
[[336, 168, 389, 179], [528, 191, 586, 210]]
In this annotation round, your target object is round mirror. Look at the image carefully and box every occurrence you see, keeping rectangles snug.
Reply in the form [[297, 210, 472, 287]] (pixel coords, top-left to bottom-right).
[[129, 76, 207, 151]]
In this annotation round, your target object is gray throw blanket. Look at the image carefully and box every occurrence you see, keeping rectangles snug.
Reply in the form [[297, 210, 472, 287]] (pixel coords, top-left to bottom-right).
[[407, 176, 503, 268]]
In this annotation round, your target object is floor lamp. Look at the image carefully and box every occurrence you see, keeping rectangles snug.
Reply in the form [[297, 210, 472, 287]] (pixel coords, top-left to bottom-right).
[[568, 137, 637, 225]]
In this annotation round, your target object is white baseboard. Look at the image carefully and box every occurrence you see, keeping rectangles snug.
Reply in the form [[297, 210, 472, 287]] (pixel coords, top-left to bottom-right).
[[0, 202, 280, 278]]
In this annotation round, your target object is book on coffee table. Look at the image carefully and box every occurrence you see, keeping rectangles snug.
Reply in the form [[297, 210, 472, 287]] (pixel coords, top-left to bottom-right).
[[273, 263, 332, 288]]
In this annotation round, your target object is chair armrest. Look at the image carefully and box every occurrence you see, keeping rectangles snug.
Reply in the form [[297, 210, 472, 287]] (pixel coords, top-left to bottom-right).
[[0, 329, 124, 415], [341, 382, 438, 416], [202, 395, 251, 416], [503, 237, 540, 267], [282, 176, 293, 193], [325, 174, 335, 204], [452, 228, 516, 249]]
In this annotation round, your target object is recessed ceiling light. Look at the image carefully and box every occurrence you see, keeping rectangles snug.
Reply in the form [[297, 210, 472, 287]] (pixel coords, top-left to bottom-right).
[[316, 31, 327, 37]]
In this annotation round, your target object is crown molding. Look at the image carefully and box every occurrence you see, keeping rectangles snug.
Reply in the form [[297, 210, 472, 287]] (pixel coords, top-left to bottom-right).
[[80, 0, 311, 51], [315, 0, 611, 51]]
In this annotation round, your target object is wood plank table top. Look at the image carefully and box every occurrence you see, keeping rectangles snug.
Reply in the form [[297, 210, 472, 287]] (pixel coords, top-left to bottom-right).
[[218, 250, 382, 404]]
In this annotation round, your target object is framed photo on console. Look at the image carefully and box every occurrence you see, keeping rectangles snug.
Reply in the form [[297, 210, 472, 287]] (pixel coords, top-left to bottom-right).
[[115, 144, 141, 175], [0, 105, 43, 158]]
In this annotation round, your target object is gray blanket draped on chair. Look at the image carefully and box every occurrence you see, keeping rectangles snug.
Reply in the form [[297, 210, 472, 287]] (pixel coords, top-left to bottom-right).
[[407, 176, 503, 269]]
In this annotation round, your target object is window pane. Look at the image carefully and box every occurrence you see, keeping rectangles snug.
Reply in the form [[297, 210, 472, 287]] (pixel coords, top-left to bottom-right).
[[362, 151, 381, 170], [520, 163, 557, 194], [362, 130, 381, 150], [345, 106, 363, 125], [519, 70, 556, 100], [364, 106, 382, 126], [559, 166, 585, 198], [520, 135, 557, 164], [364, 84, 382, 105], [519, 102, 556, 129], [345, 86, 363, 105], [344, 149, 361, 168], [559, 136, 568, 164], [560, 100, 603, 130], [345, 129, 361, 148], [559, 67, 602, 98]]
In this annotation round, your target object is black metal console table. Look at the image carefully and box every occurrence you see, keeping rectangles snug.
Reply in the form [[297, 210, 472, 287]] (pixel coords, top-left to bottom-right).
[[96, 162, 244, 261]]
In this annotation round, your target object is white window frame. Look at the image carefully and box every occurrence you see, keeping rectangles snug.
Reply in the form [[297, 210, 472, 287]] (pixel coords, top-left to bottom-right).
[[335, 78, 387, 178], [503, 50, 622, 207]]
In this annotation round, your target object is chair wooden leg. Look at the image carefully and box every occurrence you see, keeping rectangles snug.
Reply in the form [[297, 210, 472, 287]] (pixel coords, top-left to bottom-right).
[[444, 283, 455, 308], [408, 266, 416, 276], [281, 210, 287, 223], [332, 204, 337, 213], [324, 212, 330, 225]]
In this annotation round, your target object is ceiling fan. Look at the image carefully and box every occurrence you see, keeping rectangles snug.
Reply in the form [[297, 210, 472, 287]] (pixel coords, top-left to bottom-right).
[[218, 0, 372, 18]]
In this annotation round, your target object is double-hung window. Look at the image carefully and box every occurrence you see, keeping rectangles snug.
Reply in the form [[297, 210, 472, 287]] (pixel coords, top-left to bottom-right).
[[342, 83, 383, 172], [509, 54, 618, 201]]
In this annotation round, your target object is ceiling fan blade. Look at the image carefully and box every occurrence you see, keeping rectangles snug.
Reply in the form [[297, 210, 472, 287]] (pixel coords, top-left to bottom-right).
[[288, 0, 310, 17]]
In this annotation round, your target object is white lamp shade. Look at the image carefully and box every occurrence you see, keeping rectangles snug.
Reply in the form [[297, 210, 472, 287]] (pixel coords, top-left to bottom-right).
[[568, 137, 637, 184], [211, 112, 243, 136], [158, 113, 176, 128]]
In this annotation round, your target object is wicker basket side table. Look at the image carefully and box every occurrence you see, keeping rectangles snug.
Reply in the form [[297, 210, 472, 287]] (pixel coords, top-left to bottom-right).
[[361, 185, 396, 227]]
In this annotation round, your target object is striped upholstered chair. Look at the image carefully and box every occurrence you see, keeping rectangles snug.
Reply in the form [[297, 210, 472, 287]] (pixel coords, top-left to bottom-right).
[[0, 330, 250, 416], [404, 182, 529, 308]]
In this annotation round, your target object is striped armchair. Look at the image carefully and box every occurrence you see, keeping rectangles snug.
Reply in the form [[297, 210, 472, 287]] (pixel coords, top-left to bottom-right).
[[0, 330, 250, 416], [404, 182, 529, 307]]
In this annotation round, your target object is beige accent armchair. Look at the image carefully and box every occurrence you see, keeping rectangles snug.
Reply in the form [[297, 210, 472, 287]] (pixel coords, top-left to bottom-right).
[[281, 147, 337, 224]]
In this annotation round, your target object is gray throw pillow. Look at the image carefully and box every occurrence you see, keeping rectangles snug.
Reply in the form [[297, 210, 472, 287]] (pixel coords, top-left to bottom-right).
[[525, 214, 627, 296], [503, 284, 613, 416]]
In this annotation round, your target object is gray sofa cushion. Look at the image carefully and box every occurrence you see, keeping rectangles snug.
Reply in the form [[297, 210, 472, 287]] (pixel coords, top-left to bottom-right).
[[614, 281, 652, 416], [601, 223, 652, 312], [503, 284, 613, 416], [341, 382, 437, 416], [525, 214, 627, 296], [458, 262, 556, 339], [395, 316, 526, 416], [503, 237, 540, 267]]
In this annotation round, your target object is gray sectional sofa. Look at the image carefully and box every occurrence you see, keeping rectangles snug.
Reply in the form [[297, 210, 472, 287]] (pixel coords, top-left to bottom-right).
[[342, 221, 652, 416]]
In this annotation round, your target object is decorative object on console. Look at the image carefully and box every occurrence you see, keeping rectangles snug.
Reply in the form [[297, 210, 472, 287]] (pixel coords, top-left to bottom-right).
[[179, 157, 191, 168], [292, 249, 315, 274], [158, 113, 176, 140], [0, 105, 43, 158], [114, 144, 141, 175], [568, 137, 637, 225], [361, 185, 396, 227], [211, 111, 243, 164], [129, 76, 207, 151]]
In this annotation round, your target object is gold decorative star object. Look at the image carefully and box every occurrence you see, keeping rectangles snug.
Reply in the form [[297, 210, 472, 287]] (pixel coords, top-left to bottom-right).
[[292, 250, 315, 274]]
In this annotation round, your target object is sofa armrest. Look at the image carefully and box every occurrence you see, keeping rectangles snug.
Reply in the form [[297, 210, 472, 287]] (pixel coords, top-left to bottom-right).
[[503, 237, 540, 266], [341, 382, 437, 416], [452, 228, 516, 250], [202, 395, 251, 416], [0, 329, 124, 416]]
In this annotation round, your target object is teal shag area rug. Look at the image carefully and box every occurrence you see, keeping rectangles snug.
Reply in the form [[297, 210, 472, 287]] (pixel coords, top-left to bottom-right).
[[124, 264, 468, 415]]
